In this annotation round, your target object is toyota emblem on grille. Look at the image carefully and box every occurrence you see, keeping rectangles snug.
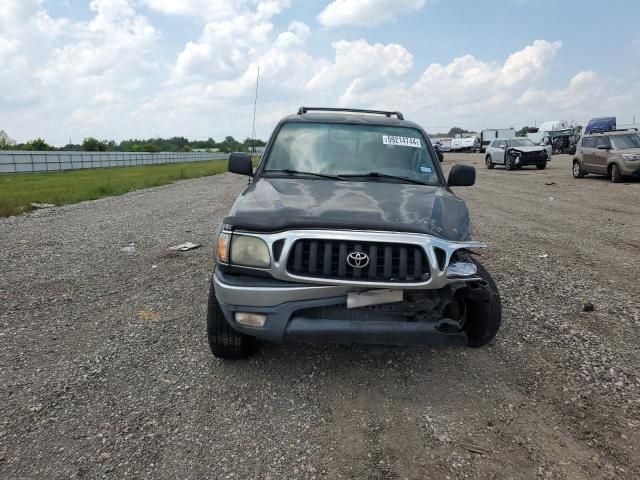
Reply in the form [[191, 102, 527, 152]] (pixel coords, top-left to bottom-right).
[[347, 251, 369, 268]]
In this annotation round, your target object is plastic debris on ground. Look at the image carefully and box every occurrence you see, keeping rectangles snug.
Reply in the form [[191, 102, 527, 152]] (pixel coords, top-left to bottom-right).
[[30, 203, 56, 209], [169, 242, 201, 251], [121, 243, 136, 253], [538, 254, 549, 259]]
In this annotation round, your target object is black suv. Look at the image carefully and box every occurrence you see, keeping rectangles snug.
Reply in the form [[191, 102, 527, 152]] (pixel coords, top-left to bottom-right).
[[208, 107, 502, 359]]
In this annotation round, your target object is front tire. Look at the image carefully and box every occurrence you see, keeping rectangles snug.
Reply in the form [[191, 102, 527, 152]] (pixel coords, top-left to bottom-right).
[[610, 164, 622, 183], [572, 160, 585, 178], [207, 283, 255, 359], [505, 156, 515, 171], [485, 156, 494, 169], [464, 260, 502, 347], [536, 161, 547, 170]]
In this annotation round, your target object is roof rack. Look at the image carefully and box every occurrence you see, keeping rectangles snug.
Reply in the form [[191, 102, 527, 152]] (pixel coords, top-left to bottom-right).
[[297, 106, 404, 120]]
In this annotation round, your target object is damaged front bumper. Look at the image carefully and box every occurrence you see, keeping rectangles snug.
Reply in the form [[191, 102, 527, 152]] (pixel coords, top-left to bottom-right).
[[213, 270, 472, 346], [213, 229, 489, 347]]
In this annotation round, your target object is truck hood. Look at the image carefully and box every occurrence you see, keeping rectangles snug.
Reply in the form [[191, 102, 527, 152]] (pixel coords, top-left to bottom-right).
[[224, 177, 472, 241]]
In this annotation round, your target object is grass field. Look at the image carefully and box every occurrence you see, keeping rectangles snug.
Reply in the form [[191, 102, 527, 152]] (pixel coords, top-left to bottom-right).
[[0, 160, 230, 217]]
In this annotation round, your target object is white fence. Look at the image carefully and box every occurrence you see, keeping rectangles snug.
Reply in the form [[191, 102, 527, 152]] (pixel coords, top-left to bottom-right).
[[0, 151, 230, 174]]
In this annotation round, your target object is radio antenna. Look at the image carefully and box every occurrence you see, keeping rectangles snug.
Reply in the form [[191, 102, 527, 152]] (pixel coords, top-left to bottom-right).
[[251, 66, 260, 155]]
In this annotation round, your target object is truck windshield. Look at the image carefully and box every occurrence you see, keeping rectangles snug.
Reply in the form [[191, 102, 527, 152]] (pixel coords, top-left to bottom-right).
[[507, 139, 535, 147], [263, 123, 441, 185], [610, 134, 640, 150]]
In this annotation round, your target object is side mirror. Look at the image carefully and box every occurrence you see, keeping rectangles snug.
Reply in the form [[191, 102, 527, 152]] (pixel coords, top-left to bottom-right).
[[228, 152, 253, 176], [447, 164, 475, 187]]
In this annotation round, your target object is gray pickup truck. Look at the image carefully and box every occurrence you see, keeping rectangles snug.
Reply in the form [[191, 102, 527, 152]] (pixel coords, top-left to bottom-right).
[[208, 107, 501, 359]]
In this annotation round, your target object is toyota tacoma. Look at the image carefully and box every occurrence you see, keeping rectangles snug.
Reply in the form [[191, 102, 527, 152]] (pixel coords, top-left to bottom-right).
[[208, 107, 502, 359]]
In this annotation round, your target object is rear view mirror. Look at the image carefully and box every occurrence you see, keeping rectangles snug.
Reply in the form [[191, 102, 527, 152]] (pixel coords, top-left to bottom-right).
[[447, 164, 475, 187], [228, 152, 253, 176]]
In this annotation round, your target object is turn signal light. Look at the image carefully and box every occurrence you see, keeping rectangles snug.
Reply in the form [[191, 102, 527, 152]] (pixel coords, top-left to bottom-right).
[[216, 232, 231, 263]]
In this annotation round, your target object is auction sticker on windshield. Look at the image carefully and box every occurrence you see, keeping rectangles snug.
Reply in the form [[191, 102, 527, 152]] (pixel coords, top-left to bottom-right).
[[382, 135, 421, 148]]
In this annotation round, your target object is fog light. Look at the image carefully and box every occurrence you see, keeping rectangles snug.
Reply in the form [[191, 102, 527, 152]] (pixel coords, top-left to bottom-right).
[[446, 261, 477, 277], [234, 312, 266, 327]]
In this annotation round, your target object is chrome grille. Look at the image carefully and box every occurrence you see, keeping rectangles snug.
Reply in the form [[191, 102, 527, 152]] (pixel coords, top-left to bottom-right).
[[286, 239, 430, 283]]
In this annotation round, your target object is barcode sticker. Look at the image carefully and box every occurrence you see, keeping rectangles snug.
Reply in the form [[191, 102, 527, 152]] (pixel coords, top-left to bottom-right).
[[382, 135, 421, 148]]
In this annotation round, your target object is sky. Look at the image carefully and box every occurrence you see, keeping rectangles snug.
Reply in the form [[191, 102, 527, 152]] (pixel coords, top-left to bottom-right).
[[1, 0, 639, 146]]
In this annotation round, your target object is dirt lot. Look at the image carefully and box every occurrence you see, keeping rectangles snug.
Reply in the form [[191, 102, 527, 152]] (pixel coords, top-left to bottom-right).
[[1, 153, 639, 479]]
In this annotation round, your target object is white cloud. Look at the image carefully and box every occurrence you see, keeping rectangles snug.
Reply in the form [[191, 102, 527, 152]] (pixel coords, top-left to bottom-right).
[[336, 40, 616, 130], [318, 0, 426, 28], [141, 0, 236, 18], [307, 40, 413, 90]]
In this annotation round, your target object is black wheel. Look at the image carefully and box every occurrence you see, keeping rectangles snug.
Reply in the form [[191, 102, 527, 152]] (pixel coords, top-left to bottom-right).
[[610, 164, 622, 183], [572, 160, 585, 178], [207, 282, 255, 359], [485, 156, 494, 169], [464, 260, 502, 347], [505, 156, 515, 171], [536, 161, 547, 170], [568, 145, 576, 155]]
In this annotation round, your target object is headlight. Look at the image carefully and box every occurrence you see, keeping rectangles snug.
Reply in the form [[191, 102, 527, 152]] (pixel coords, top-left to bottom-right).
[[622, 153, 640, 161], [230, 235, 271, 268]]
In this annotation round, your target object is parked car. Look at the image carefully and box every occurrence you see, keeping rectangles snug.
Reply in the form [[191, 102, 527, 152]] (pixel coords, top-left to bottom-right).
[[485, 138, 549, 170], [433, 142, 444, 162], [572, 130, 640, 182], [208, 106, 502, 359]]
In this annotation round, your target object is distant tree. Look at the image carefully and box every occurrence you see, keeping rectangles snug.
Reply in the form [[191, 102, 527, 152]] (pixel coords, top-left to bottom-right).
[[131, 143, 161, 153], [218, 136, 247, 153], [448, 127, 474, 137], [515, 126, 530, 137], [23, 138, 53, 151], [0, 130, 16, 149], [83, 137, 108, 151], [243, 137, 266, 148]]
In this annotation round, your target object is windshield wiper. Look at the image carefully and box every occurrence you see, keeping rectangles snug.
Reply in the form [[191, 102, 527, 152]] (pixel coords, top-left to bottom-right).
[[337, 172, 429, 185], [263, 169, 345, 180]]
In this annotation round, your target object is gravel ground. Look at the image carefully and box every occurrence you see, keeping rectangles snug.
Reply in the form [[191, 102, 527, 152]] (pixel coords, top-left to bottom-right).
[[1, 153, 639, 479]]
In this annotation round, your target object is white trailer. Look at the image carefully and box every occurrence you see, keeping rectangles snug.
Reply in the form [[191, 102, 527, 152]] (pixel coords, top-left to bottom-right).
[[479, 128, 515, 152], [450, 136, 479, 152], [439, 138, 452, 152]]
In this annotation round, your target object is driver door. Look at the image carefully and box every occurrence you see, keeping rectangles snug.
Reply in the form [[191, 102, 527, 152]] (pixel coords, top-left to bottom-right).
[[580, 137, 597, 172], [495, 140, 506, 164], [592, 136, 611, 174]]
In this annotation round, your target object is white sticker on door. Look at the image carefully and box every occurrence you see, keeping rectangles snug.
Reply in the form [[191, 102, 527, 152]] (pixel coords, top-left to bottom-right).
[[382, 135, 421, 148]]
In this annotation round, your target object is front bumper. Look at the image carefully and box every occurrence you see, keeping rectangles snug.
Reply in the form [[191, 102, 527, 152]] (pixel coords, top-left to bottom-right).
[[213, 270, 468, 347], [619, 161, 640, 177], [513, 154, 547, 166]]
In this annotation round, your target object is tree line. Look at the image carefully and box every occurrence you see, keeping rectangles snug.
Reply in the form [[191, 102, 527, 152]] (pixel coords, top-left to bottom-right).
[[0, 130, 266, 153]]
